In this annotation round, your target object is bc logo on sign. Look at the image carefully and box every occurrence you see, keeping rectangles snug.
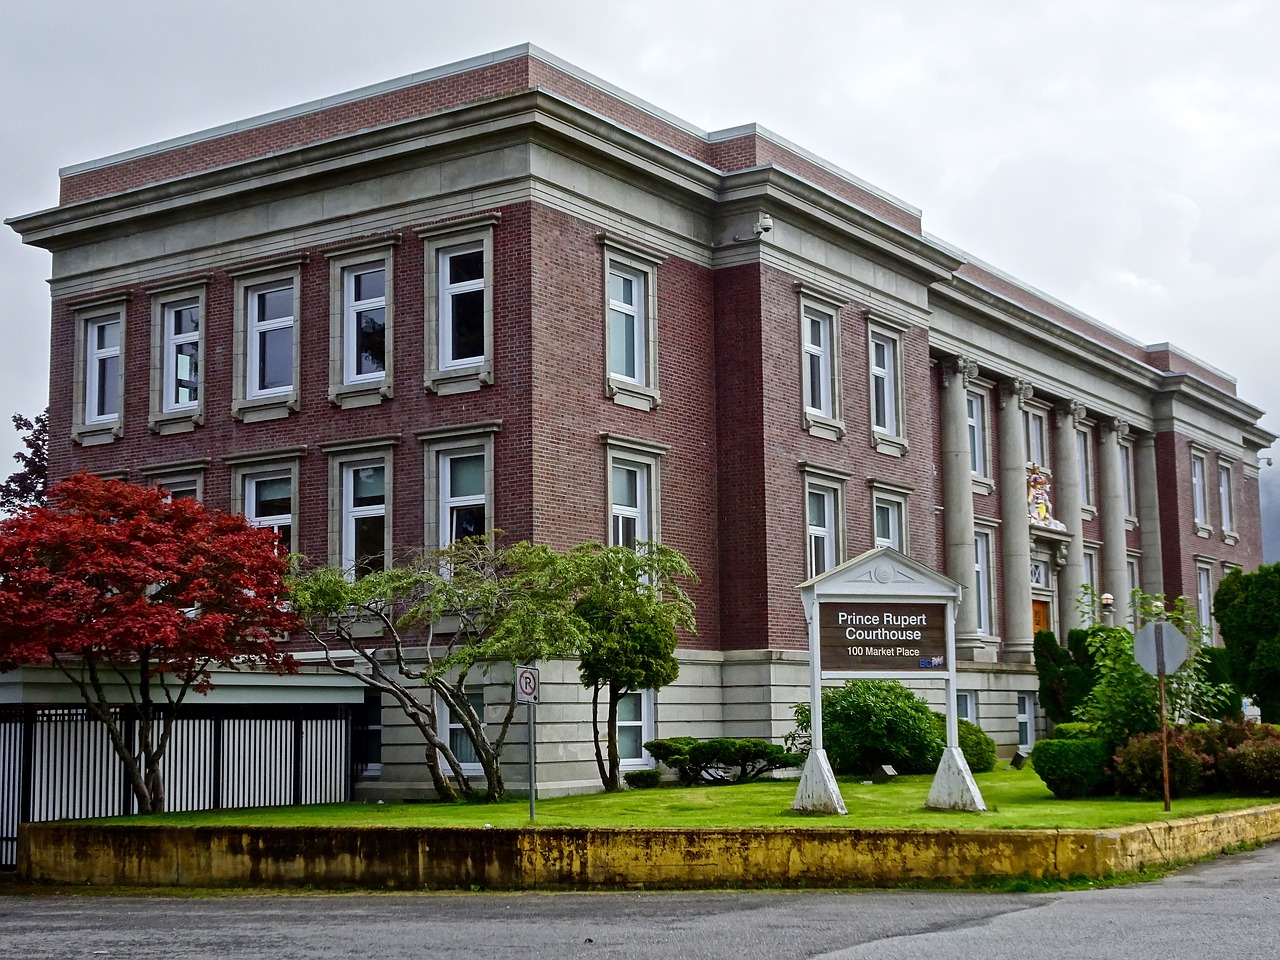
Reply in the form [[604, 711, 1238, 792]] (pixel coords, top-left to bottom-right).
[[515, 665, 540, 704]]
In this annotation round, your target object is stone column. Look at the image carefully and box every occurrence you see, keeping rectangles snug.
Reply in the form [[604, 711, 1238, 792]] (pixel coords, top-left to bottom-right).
[[940, 356, 983, 657], [1053, 400, 1087, 635], [998, 378, 1034, 662], [1135, 433, 1165, 597], [1097, 416, 1131, 603]]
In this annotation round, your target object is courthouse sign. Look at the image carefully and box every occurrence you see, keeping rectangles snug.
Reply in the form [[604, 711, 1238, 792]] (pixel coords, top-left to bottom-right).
[[819, 602, 948, 672]]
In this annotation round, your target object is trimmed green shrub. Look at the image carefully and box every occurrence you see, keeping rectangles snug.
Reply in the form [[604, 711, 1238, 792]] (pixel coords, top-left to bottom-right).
[[1052, 721, 1100, 741], [644, 736, 801, 785], [1030, 738, 1111, 799], [793, 680, 943, 775], [930, 713, 997, 773], [623, 769, 662, 789], [1219, 740, 1280, 795], [1112, 732, 1210, 799]]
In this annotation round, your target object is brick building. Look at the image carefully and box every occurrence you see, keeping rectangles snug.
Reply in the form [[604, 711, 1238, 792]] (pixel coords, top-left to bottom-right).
[[7, 45, 1272, 796]]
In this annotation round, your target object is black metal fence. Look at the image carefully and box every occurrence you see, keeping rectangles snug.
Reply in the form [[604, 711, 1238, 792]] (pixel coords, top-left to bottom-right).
[[0, 703, 353, 869]]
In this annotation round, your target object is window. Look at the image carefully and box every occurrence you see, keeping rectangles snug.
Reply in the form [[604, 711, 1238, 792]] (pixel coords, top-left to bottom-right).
[[611, 461, 650, 549], [148, 282, 206, 434], [1196, 563, 1213, 635], [1083, 549, 1098, 594], [420, 422, 499, 552], [1120, 442, 1136, 519], [803, 305, 834, 419], [956, 691, 977, 725], [1219, 462, 1235, 537], [86, 315, 122, 426], [974, 530, 993, 634], [1024, 408, 1049, 470], [248, 283, 294, 398], [967, 390, 988, 477], [1017, 693, 1036, 751], [73, 298, 127, 446], [328, 241, 396, 408], [869, 331, 900, 438], [231, 258, 302, 421], [342, 460, 387, 579], [1030, 560, 1048, 588], [604, 436, 664, 551], [421, 214, 498, 395], [1191, 451, 1208, 530], [873, 495, 904, 550], [229, 451, 303, 557], [156, 477, 200, 501], [444, 689, 486, 776], [1076, 428, 1094, 508], [245, 471, 295, 553], [600, 235, 663, 411], [807, 484, 838, 576], [615, 690, 655, 770], [354, 689, 383, 780]]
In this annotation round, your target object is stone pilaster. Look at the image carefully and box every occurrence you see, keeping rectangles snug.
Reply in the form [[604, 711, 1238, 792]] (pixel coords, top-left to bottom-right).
[[998, 378, 1034, 661], [1097, 416, 1131, 603], [1135, 433, 1164, 597], [939, 356, 984, 657], [1053, 400, 1087, 634]]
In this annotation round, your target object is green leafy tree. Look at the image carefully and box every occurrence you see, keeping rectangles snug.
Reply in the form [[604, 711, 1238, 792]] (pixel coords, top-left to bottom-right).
[[1034, 628, 1097, 725], [573, 542, 696, 791], [1076, 624, 1159, 748], [0, 409, 47, 513], [1214, 564, 1280, 722], [290, 538, 591, 802]]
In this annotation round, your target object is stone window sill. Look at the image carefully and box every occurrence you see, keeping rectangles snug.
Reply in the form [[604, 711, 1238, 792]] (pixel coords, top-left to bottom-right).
[[804, 412, 845, 441], [233, 395, 297, 423], [331, 382, 392, 410], [149, 410, 202, 435], [608, 377, 660, 412]]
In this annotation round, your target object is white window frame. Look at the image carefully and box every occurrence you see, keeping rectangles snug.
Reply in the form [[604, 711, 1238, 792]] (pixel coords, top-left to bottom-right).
[[1077, 426, 1095, 511], [149, 471, 203, 502], [615, 689, 656, 771], [1191, 449, 1209, 532], [322, 438, 397, 579], [439, 447, 488, 547], [420, 422, 500, 552], [604, 436, 665, 550], [1219, 459, 1237, 541], [420, 213, 498, 395], [1120, 440, 1137, 523], [228, 448, 305, 558], [85, 314, 123, 427], [231, 258, 303, 422], [147, 280, 207, 435], [1126, 555, 1141, 628], [1196, 562, 1214, 636], [802, 305, 837, 424], [1083, 547, 1099, 595], [440, 242, 486, 372], [872, 490, 907, 552], [72, 297, 128, 446], [341, 459, 388, 577], [441, 688, 486, 778], [869, 329, 902, 440], [807, 482, 838, 578], [974, 529, 993, 635], [956, 690, 978, 725], [247, 281, 295, 400], [244, 469, 297, 554], [1024, 407, 1049, 471], [1017, 693, 1036, 752], [161, 298, 201, 414], [967, 389, 990, 481], [600, 235, 664, 412], [327, 239, 396, 408]]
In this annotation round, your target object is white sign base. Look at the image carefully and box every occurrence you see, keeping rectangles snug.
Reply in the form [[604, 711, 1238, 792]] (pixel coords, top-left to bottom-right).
[[791, 749, 847, 815], [925, 746, 986, 812]]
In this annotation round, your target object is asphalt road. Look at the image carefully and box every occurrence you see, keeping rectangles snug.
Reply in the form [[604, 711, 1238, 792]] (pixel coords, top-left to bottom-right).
[[2, 843, 1278, 960]]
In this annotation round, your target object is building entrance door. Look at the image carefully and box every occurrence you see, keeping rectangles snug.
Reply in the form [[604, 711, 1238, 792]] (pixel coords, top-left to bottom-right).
[[1031, 599, 1051, 635]]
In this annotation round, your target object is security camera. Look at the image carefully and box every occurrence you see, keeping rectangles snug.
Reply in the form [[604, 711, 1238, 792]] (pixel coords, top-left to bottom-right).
[[755, 214, 774, 235]]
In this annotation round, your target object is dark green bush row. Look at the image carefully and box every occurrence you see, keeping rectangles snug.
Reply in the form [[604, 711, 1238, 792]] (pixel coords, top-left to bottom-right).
[[623, 769, 662, 789], [1030, 738, 1113, 798], [1035, 720, 1280, 799], [644, 737, 802, 785], [931, 714, 998, 774]]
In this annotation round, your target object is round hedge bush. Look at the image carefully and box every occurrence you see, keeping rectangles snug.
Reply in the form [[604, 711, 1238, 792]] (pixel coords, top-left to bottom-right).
[[794, 680, 943, 775], [1030, 738, 1111, 798], [930, 713, 997, 773]]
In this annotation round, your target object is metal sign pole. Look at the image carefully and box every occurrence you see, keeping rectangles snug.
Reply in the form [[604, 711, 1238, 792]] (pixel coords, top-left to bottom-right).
[[527, 700, 536, 822], [1156, 622, 1170, 813]]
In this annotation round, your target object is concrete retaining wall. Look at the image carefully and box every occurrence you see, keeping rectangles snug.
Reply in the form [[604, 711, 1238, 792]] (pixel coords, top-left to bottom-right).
[[19, 804, 1280, 889]]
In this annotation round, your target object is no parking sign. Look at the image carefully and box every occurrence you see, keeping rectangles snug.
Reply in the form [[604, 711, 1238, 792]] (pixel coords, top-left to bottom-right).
[[515, 665, 540, 705]]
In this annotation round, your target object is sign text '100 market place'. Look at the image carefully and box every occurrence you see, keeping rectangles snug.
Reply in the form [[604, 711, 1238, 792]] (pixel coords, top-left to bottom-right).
[[818, 602, 948, 672]]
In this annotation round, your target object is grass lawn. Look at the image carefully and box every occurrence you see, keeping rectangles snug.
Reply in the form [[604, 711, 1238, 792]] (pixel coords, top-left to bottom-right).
[[99, 766, 1278, 831]]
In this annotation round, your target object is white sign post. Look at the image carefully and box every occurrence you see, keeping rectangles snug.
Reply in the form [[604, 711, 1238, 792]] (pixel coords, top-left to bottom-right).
[[795, 547, 986, 814], [515, 665, 540, 821]]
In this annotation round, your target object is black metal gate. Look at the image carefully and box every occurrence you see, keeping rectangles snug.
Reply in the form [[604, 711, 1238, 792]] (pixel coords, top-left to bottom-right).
[[0, 703, 353, 869]]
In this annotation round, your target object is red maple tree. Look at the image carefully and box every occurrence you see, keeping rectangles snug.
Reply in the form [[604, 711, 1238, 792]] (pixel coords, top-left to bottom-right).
[[0, 474, 299, 812]]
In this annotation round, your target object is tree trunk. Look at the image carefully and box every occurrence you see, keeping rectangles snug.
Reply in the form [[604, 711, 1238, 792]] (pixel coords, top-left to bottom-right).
[[605, 683, 621, 791], [591, 682, 608, 788]]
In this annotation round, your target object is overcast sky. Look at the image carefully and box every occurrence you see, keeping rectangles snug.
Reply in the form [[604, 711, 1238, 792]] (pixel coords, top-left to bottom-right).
[[2, 0, 1278, 558]]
